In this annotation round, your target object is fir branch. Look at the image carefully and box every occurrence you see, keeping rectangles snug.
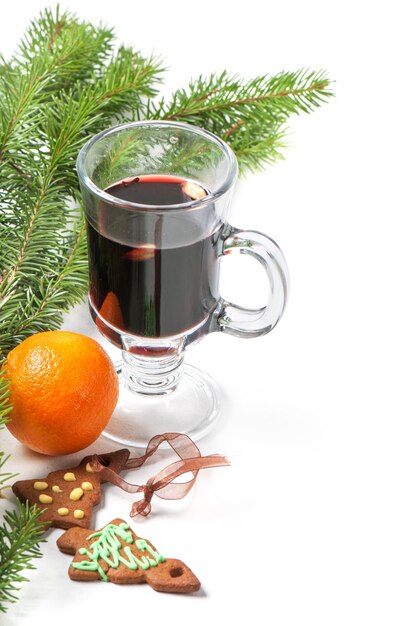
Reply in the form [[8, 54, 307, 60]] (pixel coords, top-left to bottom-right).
[[14, 6, 115, 86], [0, 375, 44, 615], [0, 8, 163, 359], [5, 216, 88, 348], [0, 502, 46, 613], [0, 9, 112, 162], [150, 69, 333, 171]]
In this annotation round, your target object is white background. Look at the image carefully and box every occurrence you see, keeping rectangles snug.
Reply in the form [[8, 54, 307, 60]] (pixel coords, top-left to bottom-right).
[[1, 0, 415, 624]]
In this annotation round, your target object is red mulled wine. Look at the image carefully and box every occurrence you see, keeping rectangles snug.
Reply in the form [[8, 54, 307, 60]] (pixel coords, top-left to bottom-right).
[[87, 175, 221, 339]]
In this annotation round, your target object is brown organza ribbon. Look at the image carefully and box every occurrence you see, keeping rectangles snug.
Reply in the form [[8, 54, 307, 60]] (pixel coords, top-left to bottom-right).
[[90, 432, 229, 518]]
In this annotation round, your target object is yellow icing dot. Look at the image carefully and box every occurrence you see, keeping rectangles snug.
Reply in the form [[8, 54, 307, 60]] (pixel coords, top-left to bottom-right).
[[33, 481, 48, 490], [73, 509, 85, 520], [52, 485, 63, 493], [63, 472, 76, 482], [85, 463, 94, 473], [38, 494, 53, 504], [81, 482, 93, 491], [69, 488, 84, 501], [57, 508, 69, 516]]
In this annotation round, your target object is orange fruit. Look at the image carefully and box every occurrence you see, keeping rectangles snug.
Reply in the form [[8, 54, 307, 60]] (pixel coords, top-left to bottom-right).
[[2, 331, 119, 456]]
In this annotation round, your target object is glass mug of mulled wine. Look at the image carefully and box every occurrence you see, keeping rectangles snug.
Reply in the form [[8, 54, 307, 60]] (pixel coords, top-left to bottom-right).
[[77, 121, 289, 447]]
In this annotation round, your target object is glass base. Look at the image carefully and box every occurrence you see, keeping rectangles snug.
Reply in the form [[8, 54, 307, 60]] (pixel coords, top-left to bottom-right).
[[102, 363, 221, 448]]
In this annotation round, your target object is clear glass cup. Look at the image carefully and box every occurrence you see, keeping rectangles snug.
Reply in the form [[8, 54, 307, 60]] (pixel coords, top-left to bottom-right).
[[77, 120, 289, 447]]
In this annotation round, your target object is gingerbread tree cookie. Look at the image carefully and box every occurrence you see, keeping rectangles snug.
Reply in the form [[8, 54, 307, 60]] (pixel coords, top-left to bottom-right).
[[12, 449, 130, 530], [57, 518, 201, 593]]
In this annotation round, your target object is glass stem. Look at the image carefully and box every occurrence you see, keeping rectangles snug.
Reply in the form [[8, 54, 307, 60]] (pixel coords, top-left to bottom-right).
[[121, 350, 184, 395]]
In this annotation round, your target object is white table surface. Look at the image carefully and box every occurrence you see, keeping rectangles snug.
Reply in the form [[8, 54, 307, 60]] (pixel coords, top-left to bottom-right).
[[1, 1, 415, 624]]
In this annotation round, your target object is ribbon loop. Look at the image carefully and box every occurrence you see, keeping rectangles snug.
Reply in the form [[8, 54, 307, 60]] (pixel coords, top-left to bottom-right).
[[90, 433, 229, 518]]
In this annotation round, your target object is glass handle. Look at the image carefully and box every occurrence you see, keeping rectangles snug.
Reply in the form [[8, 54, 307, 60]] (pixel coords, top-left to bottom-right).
[[215, 227, 289, 338]]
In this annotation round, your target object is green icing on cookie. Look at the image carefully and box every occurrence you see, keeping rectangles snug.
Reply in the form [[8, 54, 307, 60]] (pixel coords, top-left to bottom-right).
[[71, 522, 165, 582]]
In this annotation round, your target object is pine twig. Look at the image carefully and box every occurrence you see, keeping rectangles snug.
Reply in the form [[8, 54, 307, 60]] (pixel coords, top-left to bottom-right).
[[0, 7, 163, 359], [0, 375, 44, 615], [0, 502, 46, 613], [150, 69, 333, 172]]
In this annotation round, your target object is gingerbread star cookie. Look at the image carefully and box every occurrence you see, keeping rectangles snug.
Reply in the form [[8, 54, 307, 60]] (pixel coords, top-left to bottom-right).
[[57, 518, 201, 593], [12, 449, 130, 530]]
